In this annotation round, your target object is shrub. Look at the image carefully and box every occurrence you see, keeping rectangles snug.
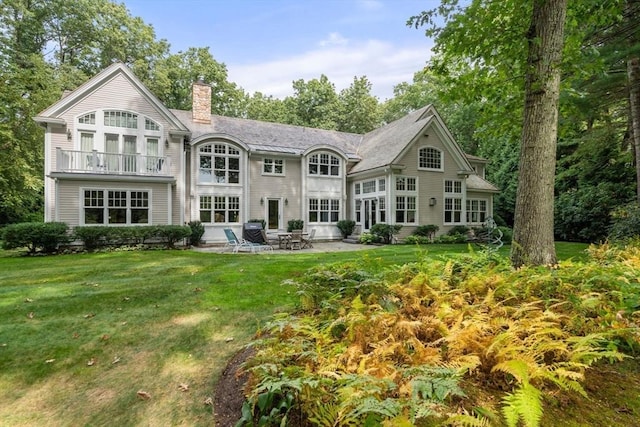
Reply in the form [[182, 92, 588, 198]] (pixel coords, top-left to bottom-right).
[[370, 223, 402, 244], [73, 226, 112, 251], [413, 224, 439, 240], [2, 222, 70, 254], [359, 232, 378, 244], [609, 203, 640, 242], [188, 221, 206, 246], [155, 225, 191, 248], [403, 235, 431, 245], [336, 219, 356, 238], [287, 219, 304, 232], [447, 225, 470, 236]]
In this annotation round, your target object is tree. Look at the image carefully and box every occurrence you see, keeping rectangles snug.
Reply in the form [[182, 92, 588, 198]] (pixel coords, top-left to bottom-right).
[[336, 76, 381, 134], [510, 0, 567, 267], [144, 47, 244, 116], [286, 75, 340, 129]]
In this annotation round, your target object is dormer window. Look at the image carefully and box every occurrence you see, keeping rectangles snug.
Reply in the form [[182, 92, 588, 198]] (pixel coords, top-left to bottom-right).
[[418, 147, 443, 171], [308, 152, 340, 176]]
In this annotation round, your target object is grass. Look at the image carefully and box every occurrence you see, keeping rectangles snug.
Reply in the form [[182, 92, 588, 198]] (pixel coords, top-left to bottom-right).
[[0, 242, 604, 426]]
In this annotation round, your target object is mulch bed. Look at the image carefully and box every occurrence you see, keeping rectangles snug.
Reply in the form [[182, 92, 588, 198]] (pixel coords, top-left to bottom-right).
[[213, 346, 255, 427]]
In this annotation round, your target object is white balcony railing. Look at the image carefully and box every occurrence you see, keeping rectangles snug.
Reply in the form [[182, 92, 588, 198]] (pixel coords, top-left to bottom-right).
[[55, 149, 172, 176]]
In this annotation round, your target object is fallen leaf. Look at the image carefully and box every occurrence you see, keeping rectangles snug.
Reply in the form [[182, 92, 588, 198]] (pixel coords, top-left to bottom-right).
[[84, 313, 95, 319], [27, 312, 34, 319], [194, 287, 202, 292], [137, 390, 151, 400], [121, 321, 127, 326], [123, 297, 130, 301], [101, 334, 110, 341], [112, 356, 121, 364], [45, 359, 55, 363], [72, 332, 79, 339], [178, 383, 189, 392], [87, 358, 96, 366], [225, 337, 234, 342], [203, 397, 213, 406], [24, 298, 33, 303]]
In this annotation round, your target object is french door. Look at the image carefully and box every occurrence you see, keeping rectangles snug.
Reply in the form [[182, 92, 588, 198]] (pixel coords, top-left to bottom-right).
[[267, 198, 282, 231]]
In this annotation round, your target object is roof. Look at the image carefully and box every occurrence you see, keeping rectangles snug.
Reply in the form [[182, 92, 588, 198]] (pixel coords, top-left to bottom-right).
[[170, 109, 362, 160], [466, 174, 500, 193]]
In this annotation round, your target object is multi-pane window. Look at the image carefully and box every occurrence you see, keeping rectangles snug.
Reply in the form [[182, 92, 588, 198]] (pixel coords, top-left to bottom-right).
[[355, 183, 361, 195], [199, 195, 240, 223], [445, 180, 462, 194], [308, 153, 340, 176], [466, 199, 487, 224], [396, 176, 416, 191], [199, 143, 240, 184], [104, 110, 137, 128], [362, 180, 376, 193], [309, 198, 340, 223], [83, 189, 149, 225], [355, 199, 361, 222], [263, 158, 284, 175], [78, 112, 96, 125], [76, 110, 162, 174], [418, 147, 442, 170], [379, 197, 386, 222], [378, 178, 386, 191], [444, 179, 463, 224], [144, 118, 160, 131], [395, 196, 416, 223]]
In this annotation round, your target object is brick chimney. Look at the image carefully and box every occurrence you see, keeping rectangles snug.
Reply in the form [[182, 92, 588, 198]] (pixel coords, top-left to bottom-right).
[[192, 80, 211, 124]]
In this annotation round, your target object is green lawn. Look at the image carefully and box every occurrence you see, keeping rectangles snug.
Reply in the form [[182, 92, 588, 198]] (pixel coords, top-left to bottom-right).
[[0, 243, 591, 425]]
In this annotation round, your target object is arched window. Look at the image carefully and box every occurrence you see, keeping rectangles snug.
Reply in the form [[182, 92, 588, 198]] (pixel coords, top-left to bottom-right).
[[308, 152, 340, 176], [198, 142, 241, 184], [418, 147, 442, 170]]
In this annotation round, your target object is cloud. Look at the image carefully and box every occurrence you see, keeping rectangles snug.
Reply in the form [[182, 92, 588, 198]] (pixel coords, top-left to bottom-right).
[[228, 37, 432, 101]]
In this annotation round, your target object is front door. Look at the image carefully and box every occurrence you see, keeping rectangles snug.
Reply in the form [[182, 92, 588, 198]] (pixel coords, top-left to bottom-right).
[[267, 199, 281, 231]]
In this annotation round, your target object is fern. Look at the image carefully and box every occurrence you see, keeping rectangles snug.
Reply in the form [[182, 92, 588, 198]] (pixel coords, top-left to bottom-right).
[[501, 382, 543, 427]]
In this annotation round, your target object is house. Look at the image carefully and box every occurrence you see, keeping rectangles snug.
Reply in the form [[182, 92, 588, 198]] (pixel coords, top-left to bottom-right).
[[35, 63, 499, 244]]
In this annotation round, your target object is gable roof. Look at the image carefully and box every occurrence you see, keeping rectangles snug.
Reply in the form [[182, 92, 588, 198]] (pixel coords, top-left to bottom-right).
[[34, 62, 190, 136], [170, 109, 362, 160], [349, 105, 475, 175]]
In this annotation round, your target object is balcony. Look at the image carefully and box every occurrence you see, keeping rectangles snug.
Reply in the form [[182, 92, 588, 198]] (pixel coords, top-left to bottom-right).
[[55, 149, 172, 177]]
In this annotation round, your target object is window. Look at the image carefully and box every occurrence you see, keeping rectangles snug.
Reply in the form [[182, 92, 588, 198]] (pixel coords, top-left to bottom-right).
[[444, 180, 463, 224], [145, 118, 160, 131], [355, 199, 361, 222], [199, 195, 240, 223], [379, 197, 386, 222], [355, 183, 361, 195], [308, 152, 340, 176], [199, 143, 240, 184], [263, 158, 284, 175], [78, 112, 96, 125], [309, 198, 340, 223], [83, 189, 149, 225], [378, 178, 386, 192], [466, 199, 487, 223], [104, 110, 137, 128], [362, 180, 375, 193], [395, 196, 416, 223], [75, 110, 163, 174], [419, 147, 442, 170], [396, 176, 416, 192]]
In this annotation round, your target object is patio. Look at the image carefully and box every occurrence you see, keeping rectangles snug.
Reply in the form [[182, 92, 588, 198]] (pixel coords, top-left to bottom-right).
[[192, 240, 379, 254]]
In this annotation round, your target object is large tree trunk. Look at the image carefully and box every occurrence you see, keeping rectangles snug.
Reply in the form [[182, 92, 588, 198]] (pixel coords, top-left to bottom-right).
[[511, 0, 567, 268], [628, 57, 640, 204]]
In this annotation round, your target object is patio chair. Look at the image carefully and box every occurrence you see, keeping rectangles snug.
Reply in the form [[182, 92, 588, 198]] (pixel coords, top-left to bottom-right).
[[223, 228, 256, 253], [289, 229, 303, 250], [301, 228, 316, 249]]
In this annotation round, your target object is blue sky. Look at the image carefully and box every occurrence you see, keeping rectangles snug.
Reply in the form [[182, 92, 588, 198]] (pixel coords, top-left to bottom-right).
[[123, 0, 438, 100]]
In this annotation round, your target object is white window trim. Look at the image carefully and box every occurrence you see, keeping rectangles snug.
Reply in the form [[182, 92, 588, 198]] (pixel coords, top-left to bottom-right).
[[417, 146, 444, 172], [444, 179, 464, 225], [262, 157, 285, 176], [307, 152, 341, 177], [197, 142, 242, 186], [75, 109, 163, 156], [80, 187, 152, 226]]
